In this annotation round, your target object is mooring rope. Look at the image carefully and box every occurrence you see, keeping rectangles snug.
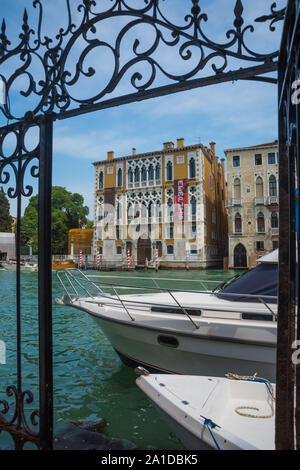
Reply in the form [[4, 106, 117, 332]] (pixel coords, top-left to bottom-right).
[[202, 418, 222, 450], [226, 372, 275, 419]]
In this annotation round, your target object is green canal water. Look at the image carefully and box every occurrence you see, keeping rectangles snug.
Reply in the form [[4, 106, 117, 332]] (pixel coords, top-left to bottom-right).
[[0, 268, 240, 450]]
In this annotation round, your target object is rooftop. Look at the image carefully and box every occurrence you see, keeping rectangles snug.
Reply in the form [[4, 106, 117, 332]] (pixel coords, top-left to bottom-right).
[[224, 140, 278, 153], [92, 139, 205, 166]]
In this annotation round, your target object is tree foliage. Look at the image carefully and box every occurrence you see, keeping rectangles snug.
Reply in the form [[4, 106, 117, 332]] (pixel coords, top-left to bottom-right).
[[0, 187, 13, 232], [20, 186, 89, 254]]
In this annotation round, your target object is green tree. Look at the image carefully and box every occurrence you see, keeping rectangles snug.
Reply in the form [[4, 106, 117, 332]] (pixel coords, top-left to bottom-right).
[[0, 187, 13, 232], [20, 186, 89, 254], [86, 220, 94, 229]]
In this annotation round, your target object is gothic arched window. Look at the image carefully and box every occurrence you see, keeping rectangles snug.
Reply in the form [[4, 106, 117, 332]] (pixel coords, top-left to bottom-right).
[[155, 164, 161, 182], [190, 196, 196, 220], [233, 178, 241, 199], [257, 212, 265, 232], [135, 167, 140, 182], [271, 212, 278, 228], [234, 213, 242, 233], [269, 175, 277, 196], [166, 161, 173, 181], [141, 165, 147, 182], [99, 171, 104, 190], [148, 164, 154, 181], [189, 158, 196, 178], [256, 176, 263, 197], [117, 168, 122, 187]]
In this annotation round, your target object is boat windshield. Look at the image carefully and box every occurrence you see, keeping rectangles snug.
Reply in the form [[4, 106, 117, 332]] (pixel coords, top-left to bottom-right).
[[216, 262, 278, 303]]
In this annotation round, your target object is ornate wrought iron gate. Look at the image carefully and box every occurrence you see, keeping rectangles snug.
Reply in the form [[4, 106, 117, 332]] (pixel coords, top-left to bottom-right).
[[277, 0, 300, 450], [0, 0, 296, 450], [0, 115, 53, 449]]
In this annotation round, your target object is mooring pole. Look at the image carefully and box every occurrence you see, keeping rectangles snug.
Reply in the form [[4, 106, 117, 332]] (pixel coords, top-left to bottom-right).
[[38, 114, 54, 450]]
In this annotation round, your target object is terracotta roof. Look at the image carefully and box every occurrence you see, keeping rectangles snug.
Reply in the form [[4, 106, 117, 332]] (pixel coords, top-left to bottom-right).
[[92, 143, 203, 165], [224, 140, 278, 153]]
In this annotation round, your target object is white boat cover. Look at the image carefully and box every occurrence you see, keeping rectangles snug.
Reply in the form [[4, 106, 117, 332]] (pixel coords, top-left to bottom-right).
[[256, 249, 278, 264]]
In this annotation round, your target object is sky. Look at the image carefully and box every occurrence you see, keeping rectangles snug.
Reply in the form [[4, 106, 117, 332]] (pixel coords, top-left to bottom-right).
[[0, 0, 286, 218]]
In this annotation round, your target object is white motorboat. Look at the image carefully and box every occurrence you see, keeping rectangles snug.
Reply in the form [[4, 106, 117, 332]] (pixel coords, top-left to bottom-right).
[[56, 250, 278, 380], [136, 371, 275, 450], [3, 262, 38, 272]]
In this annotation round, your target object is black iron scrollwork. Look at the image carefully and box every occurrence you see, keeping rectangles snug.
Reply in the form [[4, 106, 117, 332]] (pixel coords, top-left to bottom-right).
[[0, 385, 40, 449], [0, 0, 285, 122], [255, 2, 286, 31], [0, 117, 41, 450], [0, 121, 40, 199]]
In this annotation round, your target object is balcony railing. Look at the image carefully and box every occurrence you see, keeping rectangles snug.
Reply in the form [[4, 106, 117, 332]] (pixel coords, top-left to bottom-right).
[[271, 227, 279, 236], [254, 196, 265, 205], [232, 198, 242, 206], [268, 195, 279, 205], [127, 178, 161, 189]]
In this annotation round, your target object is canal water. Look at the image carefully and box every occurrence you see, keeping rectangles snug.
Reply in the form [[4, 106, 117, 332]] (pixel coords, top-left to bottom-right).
[[0, 268, 240, 450]]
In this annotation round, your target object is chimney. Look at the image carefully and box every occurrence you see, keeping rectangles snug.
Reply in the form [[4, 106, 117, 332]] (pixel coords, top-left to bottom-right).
[[132, 148, 136, 155], [163, 141, 174, 150], [177, 138, 184, 148], [107, 151, 114, 160], [209, 142, 216, 154]]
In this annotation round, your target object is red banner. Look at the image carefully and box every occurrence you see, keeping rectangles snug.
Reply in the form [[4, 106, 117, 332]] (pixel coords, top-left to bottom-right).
[[174, 179, 188, 222]]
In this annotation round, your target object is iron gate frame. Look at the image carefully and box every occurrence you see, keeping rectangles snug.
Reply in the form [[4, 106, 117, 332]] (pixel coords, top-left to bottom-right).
[[0, 0, 296, 450], [277, 0, 300, 450]]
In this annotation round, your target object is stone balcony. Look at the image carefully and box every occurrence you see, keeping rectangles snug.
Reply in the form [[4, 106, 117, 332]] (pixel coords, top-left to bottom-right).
[[254, 196, 265, 205], [268, 196, 279, 205], [232, 198, 242, 206], [271, 227, 279, 236]]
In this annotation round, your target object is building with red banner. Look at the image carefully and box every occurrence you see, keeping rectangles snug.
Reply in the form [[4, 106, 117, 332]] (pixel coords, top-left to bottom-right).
[[93, 138, 227, 268]]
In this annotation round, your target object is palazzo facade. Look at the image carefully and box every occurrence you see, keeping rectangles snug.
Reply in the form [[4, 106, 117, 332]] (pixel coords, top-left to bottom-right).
[[93, 138, 227, 269], [225, 141, 279, 269]]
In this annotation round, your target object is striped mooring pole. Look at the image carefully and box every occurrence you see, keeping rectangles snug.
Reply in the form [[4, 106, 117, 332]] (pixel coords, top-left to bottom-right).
[[127, 249, 130, 269], [186, 249, 190, 270], [96, 252, 100, 269], [79, 250, 83, 269], [155, 248, 159, 270]]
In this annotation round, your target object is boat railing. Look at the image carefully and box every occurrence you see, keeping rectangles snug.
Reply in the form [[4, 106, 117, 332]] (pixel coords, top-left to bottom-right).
[[88, 273, 224, 292], [56, 269, 278, 329], [56, 268, 105, 300]]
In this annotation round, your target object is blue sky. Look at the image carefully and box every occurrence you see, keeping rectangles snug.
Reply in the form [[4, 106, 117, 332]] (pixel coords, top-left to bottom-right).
[[0, 0, 286, 218]]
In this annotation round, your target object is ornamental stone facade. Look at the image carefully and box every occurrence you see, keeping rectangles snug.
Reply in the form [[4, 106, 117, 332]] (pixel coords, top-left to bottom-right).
[[225, 141, 279, 269], [93, 138, 227, 269]]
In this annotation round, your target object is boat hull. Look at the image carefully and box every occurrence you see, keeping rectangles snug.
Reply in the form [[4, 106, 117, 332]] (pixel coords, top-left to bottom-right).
[[52, 263, 76, 270], [3, 264, 38, 272], [136, 375, 275, 450], [90, 314, 276, 380]]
